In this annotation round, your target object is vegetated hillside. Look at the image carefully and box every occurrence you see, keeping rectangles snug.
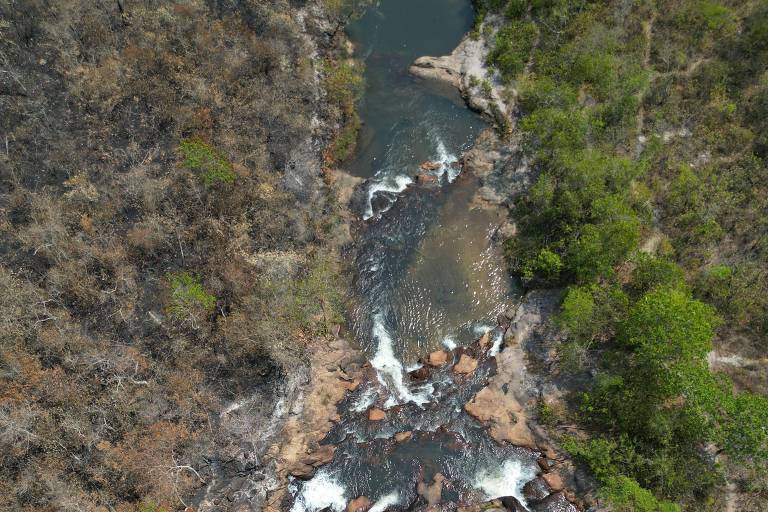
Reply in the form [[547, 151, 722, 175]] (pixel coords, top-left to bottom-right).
[[477, 0, 768, 510], [0, 0, 360, 510]]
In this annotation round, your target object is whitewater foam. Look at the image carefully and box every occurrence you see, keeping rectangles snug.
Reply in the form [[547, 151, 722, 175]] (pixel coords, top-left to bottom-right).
[[370, 313, 433, 407], [473, 459, 537, 504], [434, 138, 461, 183], [369, 491, 400, 512], [363, 174, 413, 220], [352, 387, 377, 413], [442, 335, 458, 350], [488, 329, 504, 357], [290, 469, 347, 512]]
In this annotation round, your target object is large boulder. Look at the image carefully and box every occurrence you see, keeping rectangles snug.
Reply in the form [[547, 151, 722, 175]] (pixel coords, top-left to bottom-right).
[[542, 472, 564, 492], [531, 492, 578, 512], [415, 174, 438, 185], [523, 477, 552, 503], [464, 387, 537, 449], [500, 496, 526, 511]]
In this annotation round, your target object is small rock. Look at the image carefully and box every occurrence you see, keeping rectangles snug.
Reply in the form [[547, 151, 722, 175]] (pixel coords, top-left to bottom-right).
[[409, 366, 432, 381], [500, 495, 526, 511], [427, 350, 448, 367], [419, 161, 441, 171], [347, 496, 371, 512], [537, 457, 550, 472], [453, 354, 478, 374], [523, 477, 552, 503], [478, 331, 491, 348], [450, 160, 461, 170], [394, 431, 413, 443], [542, 472, 564, 492], [497, 313, 511, 329], [416, 173, 438, 185], [368, 408, 386, 421]]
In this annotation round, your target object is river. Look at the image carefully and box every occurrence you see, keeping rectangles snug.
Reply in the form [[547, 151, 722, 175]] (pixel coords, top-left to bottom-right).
[[290, 1, 538, 509]]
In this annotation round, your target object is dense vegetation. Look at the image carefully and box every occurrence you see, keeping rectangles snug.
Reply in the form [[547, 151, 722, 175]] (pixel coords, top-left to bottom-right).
[[478, 0, 768, 509], [0, 1, 351, 510]]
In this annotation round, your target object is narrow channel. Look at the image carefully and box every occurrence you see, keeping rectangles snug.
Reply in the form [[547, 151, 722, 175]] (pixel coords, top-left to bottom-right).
[[291, 1, 538, 510]]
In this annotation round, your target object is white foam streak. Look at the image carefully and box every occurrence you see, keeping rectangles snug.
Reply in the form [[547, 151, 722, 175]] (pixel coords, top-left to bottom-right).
[[473, 459, 537, 504], [363, 174, 413, 220], [442, 335, 457, 350], [352, 387, 377, 413], [369, 491, 400, 512], [370, 313, 433, 407], [434, 139, 461, 183], [489, 330, 504, 357], [290, 469, 347, 512]]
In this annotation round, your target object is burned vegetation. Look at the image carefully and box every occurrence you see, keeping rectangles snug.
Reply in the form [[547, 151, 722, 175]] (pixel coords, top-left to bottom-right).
[[0, 0, 351, 509]]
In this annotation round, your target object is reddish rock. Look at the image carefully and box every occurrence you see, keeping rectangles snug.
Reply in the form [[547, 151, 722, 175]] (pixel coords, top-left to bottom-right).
[[417, 472, 445, 506], [409, 366, 432, 380], [427, 350, 448, 367], [419, 161, 441, 171], [416, 173, 438, 185], [453, 354, 478, 374], [394, 431, 413, 443], [537, 457, 550, 471], [368, 408, 386, 421], [542, 472, 564, 492], [523, 477, 552, 502], [347, 496, 371, 512], [478, 331, 491, 348]]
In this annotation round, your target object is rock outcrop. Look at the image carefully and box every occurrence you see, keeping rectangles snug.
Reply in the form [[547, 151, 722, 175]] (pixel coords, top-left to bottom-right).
[[263, 336, 364, 511], [409, 29, 509, 119]]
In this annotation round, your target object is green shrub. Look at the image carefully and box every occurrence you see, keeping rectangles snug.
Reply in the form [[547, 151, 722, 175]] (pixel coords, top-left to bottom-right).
[[725, 392, 768, 459], [694, 264, 732, 308], [621, 286, 718, 363], [567, 218, 640, 282], [328, 113, 360, 163], [138, 503, 169, 512], [600, 476, 681, 512], [630, 255, 687, 297], [165, 272, 216, 324], [488, 21, 538, 83], [179, 138, 236, 185], [323, 59, 364, 115], [323, 59, 364, 163]]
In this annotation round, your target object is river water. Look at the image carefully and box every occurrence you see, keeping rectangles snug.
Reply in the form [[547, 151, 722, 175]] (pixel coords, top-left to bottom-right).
[[290, 1, 537, 509]]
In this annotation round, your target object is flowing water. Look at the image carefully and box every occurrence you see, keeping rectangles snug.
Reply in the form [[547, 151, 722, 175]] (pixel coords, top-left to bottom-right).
[[290, 1, 538, 509]]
